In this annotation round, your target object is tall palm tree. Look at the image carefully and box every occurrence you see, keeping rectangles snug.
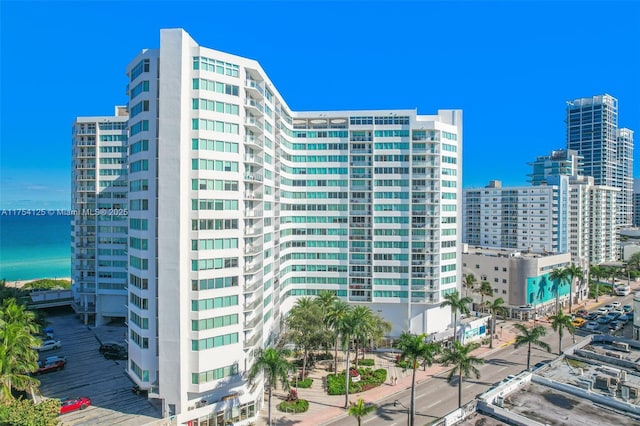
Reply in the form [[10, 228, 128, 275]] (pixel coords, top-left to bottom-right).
[[338, 308, 359, 409], [326, 301, 351, 376], [367, 313, 392, 361], [462, 273, 477, 297], [0, 298, 41, 401], [513, 323, 551, 370], [396, 332, 440, 426], [484, 298, 507, 349], [347, 398, 376, 426], [439, 341, 483, 408], [316, 291, 339, 356], [549, 311, 575, 354], [440, 291, 473, 342], [549, 268, 570, 314], [590, 265, 604, 302], [607, 266, 620, 296], [350, 306, 375, 368], [565, 264, 583, 314], [475, 281, 493, 311], [247, 348, 294, 426]]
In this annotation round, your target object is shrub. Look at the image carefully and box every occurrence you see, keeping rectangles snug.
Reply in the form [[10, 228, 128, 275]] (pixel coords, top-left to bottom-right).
[[278, 398, 309, 413], [358, 358, 375, 366], [290, 377, 313, 388], [326, 368, 387, 395], [396, 359, 410, 370]]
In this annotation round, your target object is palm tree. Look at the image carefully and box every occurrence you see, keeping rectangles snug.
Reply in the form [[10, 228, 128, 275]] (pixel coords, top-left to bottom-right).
[[316, 291, 339, 356], [0, 298, 41, 401], [247, 348, 294, 426], [286, 297, 327, 378], [590, 265, 604, 302], [396, 332, 440, 426], [475, 281, 493, 311], [326, 301, 351, 376], [462, 273, 477, 297], [366, 313, 392, 361], [565, 264, 583, 314], [350, 306, 375, 368], [439, 341, 484, 408], [347, 398, 376, 426], [338, 307, 359, 409], [549, 311, 575, 354], [549, 268, 570, 314], [484, 298, 507, 349], [607, 266, 620, 296], [628, 252, 640, 271], [513, 323, 551, 370], [440, 291, 473, 342]]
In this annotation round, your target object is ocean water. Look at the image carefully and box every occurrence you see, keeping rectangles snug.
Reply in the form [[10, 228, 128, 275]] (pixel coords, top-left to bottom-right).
[[0, 214, 71, 282]]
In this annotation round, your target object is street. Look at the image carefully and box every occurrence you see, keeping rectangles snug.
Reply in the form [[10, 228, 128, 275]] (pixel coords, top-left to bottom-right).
[[325, 291, 636, 426]]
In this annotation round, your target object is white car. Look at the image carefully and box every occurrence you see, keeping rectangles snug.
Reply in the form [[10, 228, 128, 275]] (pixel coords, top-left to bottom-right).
[[604, 304, 614, 311], [43, 355, 67, 364], [597, 307, 609, 315], [585, 321, 600, 331], [611, 301, 621, 308], [36, 340, 62, 351]]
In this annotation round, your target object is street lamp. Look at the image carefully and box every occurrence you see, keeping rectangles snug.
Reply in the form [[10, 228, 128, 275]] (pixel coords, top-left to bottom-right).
[[393, 399, 410, 426]]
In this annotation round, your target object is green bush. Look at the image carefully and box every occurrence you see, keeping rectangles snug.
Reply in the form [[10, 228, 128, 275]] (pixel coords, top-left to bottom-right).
[[22, 279, 71, 290], [358, 358, 375, 366], [278, 399, 309, 413], [290, 377, 313, 388], [396, 359, 410, 370], [326, 368, 387, 395]]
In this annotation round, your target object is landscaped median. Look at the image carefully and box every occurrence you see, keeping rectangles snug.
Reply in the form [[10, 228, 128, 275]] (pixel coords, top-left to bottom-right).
[[327, 367, 387, 395]]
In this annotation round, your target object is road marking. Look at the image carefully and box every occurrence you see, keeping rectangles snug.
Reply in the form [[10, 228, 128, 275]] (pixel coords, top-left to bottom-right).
[[498, 366, 508, 372], [465, 382, 475, 389], [425, 399, 442, 409], [364, 416, 377, 424], [417, 392, 427, 399]]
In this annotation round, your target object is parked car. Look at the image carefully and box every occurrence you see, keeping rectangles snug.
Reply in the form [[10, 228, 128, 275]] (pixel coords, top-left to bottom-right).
[[571, 318, 586, 328], [99, 342, 126, 354], [587, 312, 599, 321], [103, 348, 128, 360], [42, 355, 67, 364], [585, 321, 600, 330], [611, 301, 621, 308], [597, 316, 611, 324], [35, 340, 62, 352], [606, 312, 620, 321], [33, 358, 65, 375], [604, 304, 615, 311], [59, 397, 91, 414], [608, 321, 623, 331], [623, 305, 633, 313], [576, 309, 589, 318], [532, 361, 549, 371], [618, 314, 630, 323], [597, 308, 609, 315]]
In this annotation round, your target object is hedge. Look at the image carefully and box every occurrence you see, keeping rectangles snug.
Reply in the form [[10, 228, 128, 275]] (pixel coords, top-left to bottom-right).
[[278, 399, 309, 413]]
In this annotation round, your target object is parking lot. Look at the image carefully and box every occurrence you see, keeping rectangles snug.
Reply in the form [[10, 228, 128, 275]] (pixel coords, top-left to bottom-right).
[[574, 298, 634, 339], [35, 308, 162, 425]]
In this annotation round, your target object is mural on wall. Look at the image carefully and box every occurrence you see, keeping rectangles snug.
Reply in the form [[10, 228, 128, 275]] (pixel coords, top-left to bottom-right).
[[527, 273, 569, 305]]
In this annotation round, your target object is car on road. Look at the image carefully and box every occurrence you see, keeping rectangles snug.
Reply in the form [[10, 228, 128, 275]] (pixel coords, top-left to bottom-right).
[[611, 301, 621, 308], [608, 321, 623, 331], [99, 342, 126, 354], [571, 318, 586, 328], [103, 348, 128, 360], [33, 358, 66, 375], [35, 340, 62, 352], [59, 397, 91, 414], [597, 308, 609, 315], [604, 304, 615, 311], [575, 309, 589, 318], [619, 314, 630, 323], [623, 305, 633, 313], [585, 321, 600, 330], [606, 312, 620, 321], [532, 361, 549, 371], [597, 316, 611, 324], [586, 312, 599, 321]]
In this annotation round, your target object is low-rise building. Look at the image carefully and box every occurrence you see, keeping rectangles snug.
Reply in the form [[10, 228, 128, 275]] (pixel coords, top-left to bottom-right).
[[462, 245, 572, 320]]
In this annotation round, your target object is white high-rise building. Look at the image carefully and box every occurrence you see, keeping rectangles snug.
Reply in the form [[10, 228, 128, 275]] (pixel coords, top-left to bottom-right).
[[117, 29, 462, 424], [71, 107, 129, 326], [566, 94, 634, 228]]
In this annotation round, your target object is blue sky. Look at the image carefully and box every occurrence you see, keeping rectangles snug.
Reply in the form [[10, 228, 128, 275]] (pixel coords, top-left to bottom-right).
[[1, 1, 638, 210]]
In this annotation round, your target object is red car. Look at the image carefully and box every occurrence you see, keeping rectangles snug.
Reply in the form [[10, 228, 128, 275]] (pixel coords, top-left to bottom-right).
[[59, 397, 91, 414], [575, 309, 589, 318]]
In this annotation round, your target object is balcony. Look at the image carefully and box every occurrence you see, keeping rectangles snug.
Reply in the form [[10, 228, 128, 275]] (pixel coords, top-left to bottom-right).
[[244, 209, 263, 217], [245, 244, 261, 255], [243, 331, 262, 349], [244, 174, 264, 183], [245, 98, 264, 113], [244, 314, 261, 330], [244, 227, 263, 236], [244, 155, 263, 165], [245, 117, 264, 132], [245, 135, 264, 148], [244, 298, 261, 312], [244, 262, 262, 274], [245, 79, 264, 96]]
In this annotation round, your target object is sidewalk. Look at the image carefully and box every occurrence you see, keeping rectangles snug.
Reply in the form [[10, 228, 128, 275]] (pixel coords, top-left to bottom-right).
[[257, 286, 639, 426], [257, 325, 520, 426]]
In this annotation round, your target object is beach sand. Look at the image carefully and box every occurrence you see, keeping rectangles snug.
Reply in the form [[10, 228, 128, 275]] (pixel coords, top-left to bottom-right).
[[6, 277, 72, 289]]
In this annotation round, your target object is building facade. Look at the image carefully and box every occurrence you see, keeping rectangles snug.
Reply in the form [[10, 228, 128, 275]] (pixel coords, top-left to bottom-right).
[[566, 94, 634, 228], [94, 28, 464, 424], [462, 180, 566, 254], [462, 246, 572, 320], [633, 179, 640, 228], [528, 149, 583, 186], [71, 107, 129, 326]]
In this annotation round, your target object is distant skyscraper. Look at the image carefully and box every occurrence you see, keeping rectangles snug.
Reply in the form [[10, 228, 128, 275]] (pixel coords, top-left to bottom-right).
[[71, 107, 129, 326], [566, 94, 634, 228], [528, 149, 582, 186]]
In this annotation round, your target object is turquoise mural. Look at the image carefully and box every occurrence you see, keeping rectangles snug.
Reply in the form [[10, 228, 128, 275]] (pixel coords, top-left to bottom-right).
[[527, 273, 569, 305]]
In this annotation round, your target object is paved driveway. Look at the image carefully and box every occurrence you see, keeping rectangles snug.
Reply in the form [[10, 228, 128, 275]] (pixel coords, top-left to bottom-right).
[[35, 309, 162, 425]]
